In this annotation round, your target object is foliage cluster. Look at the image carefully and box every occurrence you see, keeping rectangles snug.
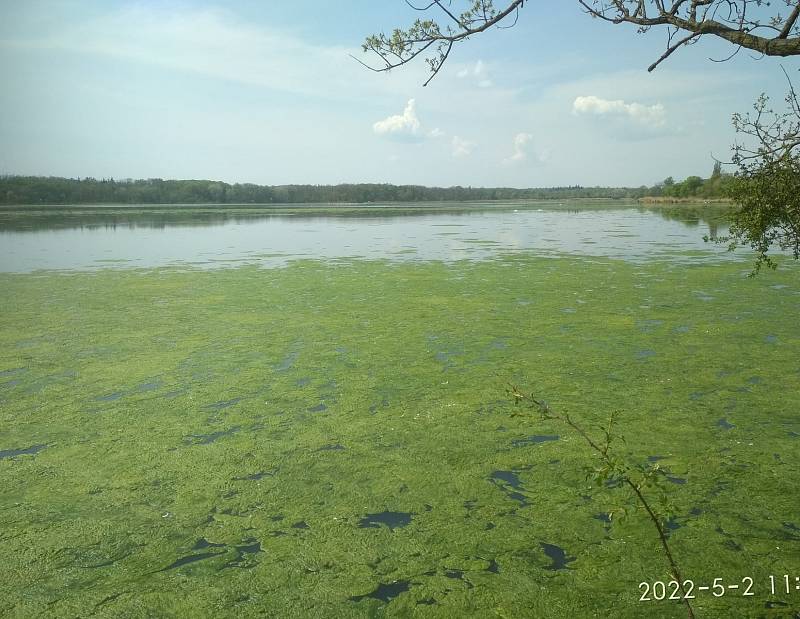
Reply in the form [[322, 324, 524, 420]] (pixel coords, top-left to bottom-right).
[[721, 86, 800, 271], [653, 163, 734, 199]]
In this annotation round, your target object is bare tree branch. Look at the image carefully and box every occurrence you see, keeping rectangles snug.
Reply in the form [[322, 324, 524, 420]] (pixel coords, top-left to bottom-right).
[[647, 30, 701, 71]]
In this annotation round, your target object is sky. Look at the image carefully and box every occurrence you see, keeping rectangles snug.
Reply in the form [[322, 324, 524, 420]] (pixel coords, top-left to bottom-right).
[[0, 0, 796, 188]]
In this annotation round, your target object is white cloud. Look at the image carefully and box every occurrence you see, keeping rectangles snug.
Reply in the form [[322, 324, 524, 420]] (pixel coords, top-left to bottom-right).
[[573, 95, 666, 128], [503, 133, 551, 165], [2, 6, 387, 102], [428, 127, 445, 139], [457, 59, 492, 88], [452, 136, 474, 158], [505, 132, 533, 163], [373, 99, 421, 137]]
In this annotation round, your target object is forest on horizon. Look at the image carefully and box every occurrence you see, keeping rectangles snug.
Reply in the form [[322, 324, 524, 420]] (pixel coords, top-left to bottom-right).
[[0, 170, 731, 206]]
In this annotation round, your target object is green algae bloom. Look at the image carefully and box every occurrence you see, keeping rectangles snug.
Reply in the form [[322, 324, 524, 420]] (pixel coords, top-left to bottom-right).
[[1, 254, 798, 618]]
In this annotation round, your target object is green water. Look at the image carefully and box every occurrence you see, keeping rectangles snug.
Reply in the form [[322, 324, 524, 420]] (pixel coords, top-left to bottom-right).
[[1, 254, 798, 618]]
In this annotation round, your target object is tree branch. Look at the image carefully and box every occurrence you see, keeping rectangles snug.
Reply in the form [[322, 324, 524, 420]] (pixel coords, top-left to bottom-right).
[[647, 30, 701, 71], [361, 1, 800, 84]]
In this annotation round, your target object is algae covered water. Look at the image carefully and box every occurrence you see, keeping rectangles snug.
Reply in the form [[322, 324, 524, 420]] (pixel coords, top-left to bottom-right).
[[0, 203, 798, 617]]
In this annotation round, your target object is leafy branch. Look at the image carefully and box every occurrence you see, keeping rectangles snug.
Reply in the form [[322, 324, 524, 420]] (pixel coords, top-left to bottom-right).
[[706, 67, 800, 273], [507, 384, 695, 619], [355, 0, 525, 86], [359, 1, 800, 86]]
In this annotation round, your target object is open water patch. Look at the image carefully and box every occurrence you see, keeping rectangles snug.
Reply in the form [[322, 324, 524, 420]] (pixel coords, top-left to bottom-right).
[[489, 338, 508, 350], [540, 542, 576, 570], [637, 319, 664, 332], [135, 380, 162, 392], [156, 551, 223, 572], [156, 536, 264, 573], [444, 569, 474, 589], [233, 471, 273, 481], [664, 518, 683, 535], [0, 367, 26, 377], [358, 511, 413, 531], [183, 426, 241, 445], [274, 348, 300, 371], [224, 539, 264, 569], [203, 397, 242, 410], [193, 538, 226, 550], [0, 443, 48, 459], [490, 468, 531, 507], [349, 580, 411, 604], [511, 435, 559, 448], [95, 391, 125, 402]]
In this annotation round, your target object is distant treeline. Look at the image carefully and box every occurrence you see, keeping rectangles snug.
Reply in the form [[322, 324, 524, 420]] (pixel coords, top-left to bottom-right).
[[651, 162, 734, 199], [0, 171, 731, 205]]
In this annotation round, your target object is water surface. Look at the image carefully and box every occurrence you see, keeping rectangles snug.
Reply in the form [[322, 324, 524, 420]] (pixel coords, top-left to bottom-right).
[[0, 201, 733, 272]]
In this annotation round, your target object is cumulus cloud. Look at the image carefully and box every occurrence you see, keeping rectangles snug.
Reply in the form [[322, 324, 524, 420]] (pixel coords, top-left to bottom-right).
[[428, 127, 445, 138], [506, 132, 533, 163], [373, 99, 421, 137], [503, 133, 550, 165], [457, 59, 492, 88], [573, 95, 666, 128], [451, 136, 474, 158]]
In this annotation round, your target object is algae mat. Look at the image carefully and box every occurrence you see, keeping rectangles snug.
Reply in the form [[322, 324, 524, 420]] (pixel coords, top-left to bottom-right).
[[1, 255, 798, 618]]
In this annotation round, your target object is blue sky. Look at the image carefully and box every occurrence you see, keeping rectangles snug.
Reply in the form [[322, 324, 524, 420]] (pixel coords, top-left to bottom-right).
[[0, 1, 794, 187]]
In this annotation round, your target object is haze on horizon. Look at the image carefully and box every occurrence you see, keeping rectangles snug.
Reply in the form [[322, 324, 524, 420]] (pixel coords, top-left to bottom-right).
[[0, 0, 791, 189]]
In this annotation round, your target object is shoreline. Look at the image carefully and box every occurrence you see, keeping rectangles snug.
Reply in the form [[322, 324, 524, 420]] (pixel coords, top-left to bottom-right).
[[637, 196, 733, 205]]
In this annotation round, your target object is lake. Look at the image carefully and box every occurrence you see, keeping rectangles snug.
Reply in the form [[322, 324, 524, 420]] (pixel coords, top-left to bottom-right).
[[0, 201, 732, 272], [1, 201, 798, 618]]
